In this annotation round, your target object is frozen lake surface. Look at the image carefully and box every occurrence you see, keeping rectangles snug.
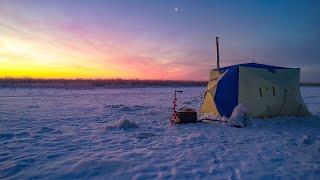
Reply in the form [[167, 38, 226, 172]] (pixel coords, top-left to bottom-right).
[[0, 86, 319, 179]]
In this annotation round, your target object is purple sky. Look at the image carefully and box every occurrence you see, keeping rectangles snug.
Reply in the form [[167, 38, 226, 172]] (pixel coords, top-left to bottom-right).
[[0, 0, 319, 81]]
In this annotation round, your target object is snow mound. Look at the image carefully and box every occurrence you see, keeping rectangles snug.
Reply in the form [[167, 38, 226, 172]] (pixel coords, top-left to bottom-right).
[[228, 104, 249, 128], [199, 113, 227, 122], [105, 119, 139, 130]]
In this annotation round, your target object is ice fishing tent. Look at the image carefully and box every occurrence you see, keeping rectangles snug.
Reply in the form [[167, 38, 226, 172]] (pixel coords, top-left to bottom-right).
[[200, 63, 310, 118]]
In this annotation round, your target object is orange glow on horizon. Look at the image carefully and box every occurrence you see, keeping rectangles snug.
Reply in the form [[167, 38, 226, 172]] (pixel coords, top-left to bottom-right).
[[0, 7, 210, 81], [0, 36, 157, 80], [0, 34, 205, 80]]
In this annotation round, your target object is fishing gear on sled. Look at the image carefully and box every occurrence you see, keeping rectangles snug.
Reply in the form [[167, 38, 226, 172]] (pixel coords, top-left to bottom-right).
[[170, 90, 198, 124]]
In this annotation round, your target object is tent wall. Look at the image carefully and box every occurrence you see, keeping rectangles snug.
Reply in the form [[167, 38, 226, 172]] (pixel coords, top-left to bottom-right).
[[238, 67, 310, 118], [214, 67, 239, 117], [200, 70, 222, 116]]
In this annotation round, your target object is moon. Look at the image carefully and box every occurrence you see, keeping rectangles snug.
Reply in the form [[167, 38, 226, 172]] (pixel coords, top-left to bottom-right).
[[174, 7, 179, 12]]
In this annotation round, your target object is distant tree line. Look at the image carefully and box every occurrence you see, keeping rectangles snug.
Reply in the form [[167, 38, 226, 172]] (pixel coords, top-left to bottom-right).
[[0, 78, 208, 88], [0, 78, 318, 88]]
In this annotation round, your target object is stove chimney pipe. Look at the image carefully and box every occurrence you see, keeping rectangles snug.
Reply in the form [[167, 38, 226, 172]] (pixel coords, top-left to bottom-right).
[[216, 37, 220, 70]]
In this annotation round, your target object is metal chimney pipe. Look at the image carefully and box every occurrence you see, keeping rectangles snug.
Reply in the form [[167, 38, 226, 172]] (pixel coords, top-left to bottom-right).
[[216, 37, 220, 70]]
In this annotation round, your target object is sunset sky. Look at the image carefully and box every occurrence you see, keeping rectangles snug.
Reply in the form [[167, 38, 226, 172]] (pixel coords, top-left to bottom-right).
[[0, 0, 319, 81]]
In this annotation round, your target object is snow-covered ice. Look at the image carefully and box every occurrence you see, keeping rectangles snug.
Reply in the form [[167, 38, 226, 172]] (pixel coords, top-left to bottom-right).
[[104, 119, 139, 130], [0, 86, 319, 179]]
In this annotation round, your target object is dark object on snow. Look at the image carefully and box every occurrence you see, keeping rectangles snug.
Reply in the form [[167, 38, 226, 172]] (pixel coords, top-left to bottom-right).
[[172, 109, 198, 124], [170, 90, 198, 124]]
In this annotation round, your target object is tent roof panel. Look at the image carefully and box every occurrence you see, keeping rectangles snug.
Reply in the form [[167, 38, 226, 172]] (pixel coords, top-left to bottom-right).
[[213, 63, 294, 73]]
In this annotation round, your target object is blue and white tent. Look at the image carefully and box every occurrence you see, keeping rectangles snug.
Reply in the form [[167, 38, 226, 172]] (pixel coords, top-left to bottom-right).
[[200, 63, 310, 118]]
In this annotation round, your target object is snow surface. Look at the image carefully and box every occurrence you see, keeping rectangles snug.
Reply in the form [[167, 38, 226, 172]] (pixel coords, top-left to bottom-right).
[[0, 86, 319, 179]]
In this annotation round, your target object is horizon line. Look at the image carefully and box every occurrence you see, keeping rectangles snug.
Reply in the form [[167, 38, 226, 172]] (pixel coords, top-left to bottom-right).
[[0, 77, 207, 82], [0, 77, 320, 85]]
